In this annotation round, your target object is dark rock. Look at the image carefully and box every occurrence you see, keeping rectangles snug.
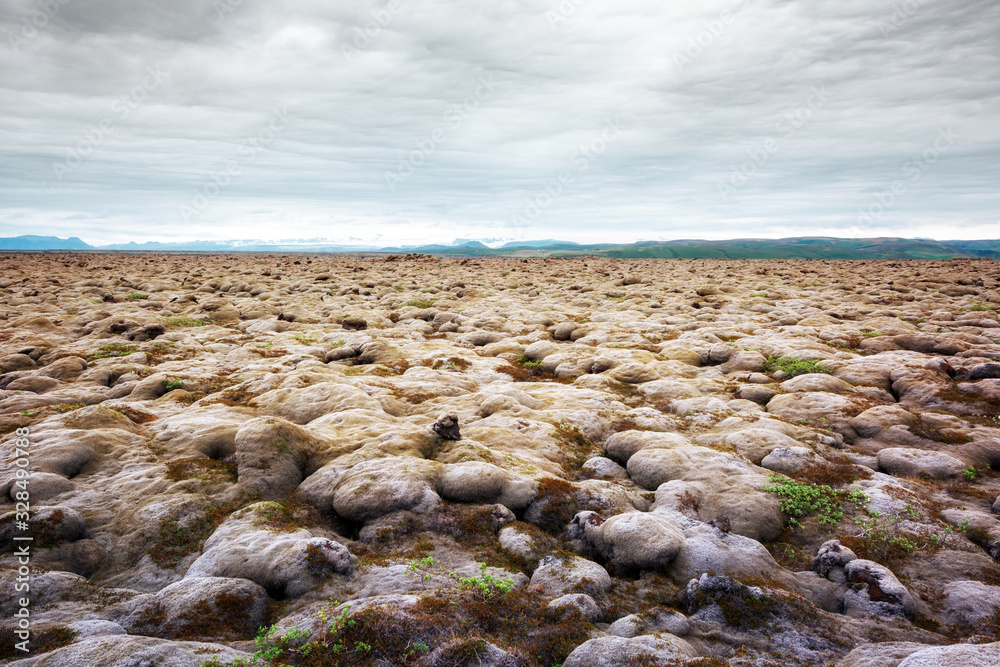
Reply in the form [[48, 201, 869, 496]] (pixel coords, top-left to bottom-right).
[[432, 414, 461, 440]]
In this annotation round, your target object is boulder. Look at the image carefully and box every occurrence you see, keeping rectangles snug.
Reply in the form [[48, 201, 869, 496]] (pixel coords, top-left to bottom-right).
[[837, 642, 929, 667], [637, 379, 701, 403], [438, 461, 506, 503], [669, 522, 782, 583], [609, 362, 659, 384], [897, 643, 1000, 666], [234, 417, 324, 499], [876, 448, 967, 480], [110, 576, 268, 639], [940, 580, 1000, 627], [780, 373, 854, 394], [529, 553, 611, 597], [603, 430, 692, 466], [547, 593, 603, 622], [185, 502, 355, 598], [843, 559, 915, 618], [254, 382, 381, 424], [562, 634, 695, 666], [766, 391, 860, 439], [331, 457, 441, 523], [581, 456, 628, 480], [582, 511, 685, 571], [15, 636, 250, 667], [724, 428, 803, 465]]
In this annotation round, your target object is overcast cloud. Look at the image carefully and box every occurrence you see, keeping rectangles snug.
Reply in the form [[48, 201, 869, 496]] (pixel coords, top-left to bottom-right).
[[1, 0, 997, 246]]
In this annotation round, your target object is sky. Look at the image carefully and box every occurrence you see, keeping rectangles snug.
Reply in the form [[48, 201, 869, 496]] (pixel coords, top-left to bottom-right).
[[1, 0, 998, 247]]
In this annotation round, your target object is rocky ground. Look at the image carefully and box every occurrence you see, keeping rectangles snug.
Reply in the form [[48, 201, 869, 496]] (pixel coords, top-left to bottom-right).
[[1, 253, 999, 667]]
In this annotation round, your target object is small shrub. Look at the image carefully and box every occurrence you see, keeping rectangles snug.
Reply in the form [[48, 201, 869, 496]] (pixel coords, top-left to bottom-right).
[[129, 292, 148, 300], [165, 378, 185, 392], [763, 474, 868, 528], [840, 512, 921, 564], [457, 564, 515, 601], [764, 356, 828, 378]]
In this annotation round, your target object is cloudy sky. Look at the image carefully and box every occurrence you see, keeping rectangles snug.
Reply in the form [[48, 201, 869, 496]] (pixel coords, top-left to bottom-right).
[[1, 0, 998, 246]]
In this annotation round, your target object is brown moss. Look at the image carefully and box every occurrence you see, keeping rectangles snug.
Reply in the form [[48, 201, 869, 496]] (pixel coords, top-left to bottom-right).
[[164, 457, 238, 483], [791, 462, 873, 487], [531, 477, 578, 534], [552, 422, 599, 476], [109, 404, 159, 424], [250, 498, 318, 533], [608, 417, 656, 433], [150, 493, 257, 569], [767, 534, 815, 572], [201, 387, 258, 407], [0, 625, 79, 660], [30, 508, 69, 550], [605, 380, 643, 404], [424, 503, 531, 574], [496, 358, 572, 384], [249, 346, 290, 358], [678, 490, 700, 518], [905, 423, 973, 445], [432, 356, 472, 371]]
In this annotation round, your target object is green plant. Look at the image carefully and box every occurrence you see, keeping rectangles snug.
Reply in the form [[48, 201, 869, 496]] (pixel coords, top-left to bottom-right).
[[294, 332, 321, 346], [763, 356, 828, 378], [750, 292, 768, 297], [763, 474, 868, 528], [860, 329, 882, 338], [457, 564, 515, 601], [129, 292, 148, 300], [845, 512, 920, 563], [164, 378, 185, 392], [406, 556, 435, 581], [86, 343, 139, 361], [969, 303, 997, 311], [963, 466, 977, 481], [404, 299, 435, 308]]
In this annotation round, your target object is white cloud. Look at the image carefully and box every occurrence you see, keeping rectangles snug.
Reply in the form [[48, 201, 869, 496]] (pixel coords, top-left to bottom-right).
[[1, 0, 998, 245]]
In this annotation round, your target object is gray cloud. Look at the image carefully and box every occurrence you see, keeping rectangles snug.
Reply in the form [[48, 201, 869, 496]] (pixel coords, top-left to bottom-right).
[[1, 0, 998, 245]]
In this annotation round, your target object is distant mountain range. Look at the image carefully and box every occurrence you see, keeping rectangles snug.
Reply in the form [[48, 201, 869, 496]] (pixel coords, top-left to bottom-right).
[[2, 235, 999, 260]]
